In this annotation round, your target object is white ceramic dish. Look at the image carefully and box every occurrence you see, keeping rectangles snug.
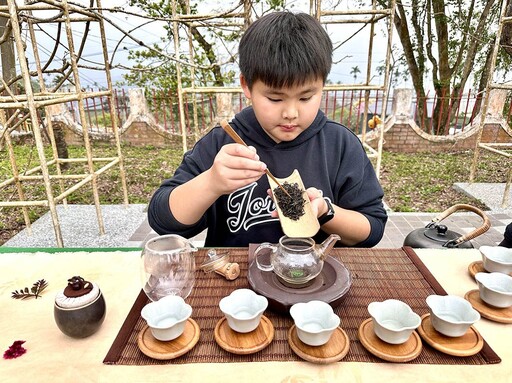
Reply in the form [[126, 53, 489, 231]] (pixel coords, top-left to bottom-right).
[[368, 299, 421, 344], [140, 295, 192, 341], [219, 289, 268, 333], [479, 246, 512, 274], [475, 272, 512, 308], [289, 300, 340, 346], [426, 295, 480, 337]]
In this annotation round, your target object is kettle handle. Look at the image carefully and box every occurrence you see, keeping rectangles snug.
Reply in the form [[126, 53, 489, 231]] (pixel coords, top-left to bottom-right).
[[427, 204, 491, 247]]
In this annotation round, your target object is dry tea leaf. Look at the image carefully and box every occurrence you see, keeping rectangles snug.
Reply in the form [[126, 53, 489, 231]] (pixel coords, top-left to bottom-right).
[[273, 182, 306, 221], [267, 169, 320, 238]]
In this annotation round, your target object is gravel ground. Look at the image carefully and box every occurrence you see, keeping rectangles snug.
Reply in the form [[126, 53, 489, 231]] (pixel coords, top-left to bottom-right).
[[454, 183, 512, 213], [3, 204, 147, 248]]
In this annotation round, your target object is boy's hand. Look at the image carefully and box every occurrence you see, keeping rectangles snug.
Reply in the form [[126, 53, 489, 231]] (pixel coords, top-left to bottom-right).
[[209, 144, 267, 194], [306, 188, 328, 218]]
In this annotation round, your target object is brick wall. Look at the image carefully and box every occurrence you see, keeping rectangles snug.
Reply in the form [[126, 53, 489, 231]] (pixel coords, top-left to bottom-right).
[[62, 118, 512, 152], [57, 88, 512, 153], [63, 120, 185, 148], [365, 122, 512, 153]]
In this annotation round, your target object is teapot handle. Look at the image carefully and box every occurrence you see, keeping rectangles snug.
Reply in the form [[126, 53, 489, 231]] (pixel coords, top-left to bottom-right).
[[426, 204, 491, 247], [254, 242, 276, 272]]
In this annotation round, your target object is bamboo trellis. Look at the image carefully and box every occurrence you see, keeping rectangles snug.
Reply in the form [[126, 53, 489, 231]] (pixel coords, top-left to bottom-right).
[[171, 0, 396, 179], [0, 0, 128, 247], [469, 0, 512, 208]]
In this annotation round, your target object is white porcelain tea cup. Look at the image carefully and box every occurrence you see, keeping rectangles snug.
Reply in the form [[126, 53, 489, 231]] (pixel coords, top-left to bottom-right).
[[289, 300, 340, 346], [368, 299, 421, 344], [426, 295, 480, 337], [479, 246, 512, 274], [475, 272, 512, 308], [219, 289, 268, 333], [141, 295, 192, 341]]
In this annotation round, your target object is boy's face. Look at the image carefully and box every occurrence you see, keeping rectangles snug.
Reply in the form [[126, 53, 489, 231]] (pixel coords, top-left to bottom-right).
[[240, 76, 324, 143]]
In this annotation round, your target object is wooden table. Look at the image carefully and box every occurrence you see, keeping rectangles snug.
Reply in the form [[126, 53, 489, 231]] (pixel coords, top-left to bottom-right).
[[0, 248, 510, 382]]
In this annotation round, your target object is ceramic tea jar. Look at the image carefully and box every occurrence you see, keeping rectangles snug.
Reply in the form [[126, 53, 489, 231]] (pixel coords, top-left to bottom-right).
[[54, 276, 106, 338]]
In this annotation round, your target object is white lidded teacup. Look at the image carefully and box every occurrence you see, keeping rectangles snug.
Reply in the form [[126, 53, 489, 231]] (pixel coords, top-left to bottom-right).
[[426, 295, 480, 337], [289, 300, 340, 346], [368, 299, 421, 344], [219, 289, 268, 333], [475, 272, 512, 308], [141, 295, 192, 341], [479, 246, 512, 274]]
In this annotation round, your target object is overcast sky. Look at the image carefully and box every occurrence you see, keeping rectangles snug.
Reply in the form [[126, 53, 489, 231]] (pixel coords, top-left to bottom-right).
[[17, 0, 391, 89]]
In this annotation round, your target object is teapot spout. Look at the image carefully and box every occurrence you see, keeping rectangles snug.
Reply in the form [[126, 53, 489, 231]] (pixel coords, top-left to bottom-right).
[[318, 234, 341, 259], [173, 236, 198, 256], [182, 241, 198, 254]]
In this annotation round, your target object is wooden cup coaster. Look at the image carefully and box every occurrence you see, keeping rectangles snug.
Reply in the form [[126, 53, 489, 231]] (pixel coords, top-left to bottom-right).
[[468, 261, 486, 279], [417, 314, 483, 357], [137, 318, 200, 360], [214, 315, 274, 355], [468, 260, 512, 278], [287, 325, 350, 364], [358, 318, 422, 363], [464, 289, 512, 324]]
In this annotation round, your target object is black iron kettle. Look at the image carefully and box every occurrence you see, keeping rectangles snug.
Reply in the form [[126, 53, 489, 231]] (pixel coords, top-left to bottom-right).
[[403, 204, 491, 248]]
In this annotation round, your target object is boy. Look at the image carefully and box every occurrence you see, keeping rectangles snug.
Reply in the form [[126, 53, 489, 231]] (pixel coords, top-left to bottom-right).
[[499, 223, 511, 247], [148, 11, 387, 247]]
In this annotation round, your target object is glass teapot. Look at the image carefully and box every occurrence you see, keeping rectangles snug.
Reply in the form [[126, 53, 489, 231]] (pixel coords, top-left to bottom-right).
[[254, 234, 340, 286], [141, 234, 198, 301]]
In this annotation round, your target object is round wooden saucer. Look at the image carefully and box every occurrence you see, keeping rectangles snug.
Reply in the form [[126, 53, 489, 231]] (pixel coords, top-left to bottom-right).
[[468, 261, 486, 278], [465, 289, 512, 324], [137, 318, 200, 360], [287, 325, 350, 364], [214, 315, 274, 355], [417, 314, 483, 357], [358, 318, 422, 363], [468, 261, 512, 278]]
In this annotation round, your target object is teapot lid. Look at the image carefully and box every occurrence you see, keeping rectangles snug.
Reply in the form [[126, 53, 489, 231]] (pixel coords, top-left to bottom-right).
[[200, 249, 230, 273], [55, 276, 100, 309], [423, 224, 461, 243]]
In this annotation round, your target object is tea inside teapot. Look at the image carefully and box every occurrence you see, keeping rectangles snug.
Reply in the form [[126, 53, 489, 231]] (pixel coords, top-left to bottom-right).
[[254, 234, 340, 287]]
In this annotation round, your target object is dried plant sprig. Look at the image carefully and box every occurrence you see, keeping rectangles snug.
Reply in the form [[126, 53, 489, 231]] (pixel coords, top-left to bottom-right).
[[11, 279, 48, 300]]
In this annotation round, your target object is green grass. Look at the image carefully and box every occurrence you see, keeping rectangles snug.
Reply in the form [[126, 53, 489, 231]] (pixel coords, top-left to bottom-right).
[[379, 150, 506, 212]]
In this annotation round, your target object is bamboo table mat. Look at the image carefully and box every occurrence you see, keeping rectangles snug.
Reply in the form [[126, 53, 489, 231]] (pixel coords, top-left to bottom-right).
[[103, 247, 501, 365]]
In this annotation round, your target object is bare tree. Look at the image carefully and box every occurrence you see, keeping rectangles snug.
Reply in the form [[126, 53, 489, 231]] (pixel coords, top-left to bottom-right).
[[382, 0, 509, 134]]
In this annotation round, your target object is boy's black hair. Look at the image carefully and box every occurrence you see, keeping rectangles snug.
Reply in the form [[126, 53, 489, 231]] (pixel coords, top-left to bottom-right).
[[238, 11, 332, 89]]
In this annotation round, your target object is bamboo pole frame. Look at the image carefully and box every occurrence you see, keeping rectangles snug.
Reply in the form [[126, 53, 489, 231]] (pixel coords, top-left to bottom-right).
[[469, 0, 512, 208], [0, 0, 129, 246]]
